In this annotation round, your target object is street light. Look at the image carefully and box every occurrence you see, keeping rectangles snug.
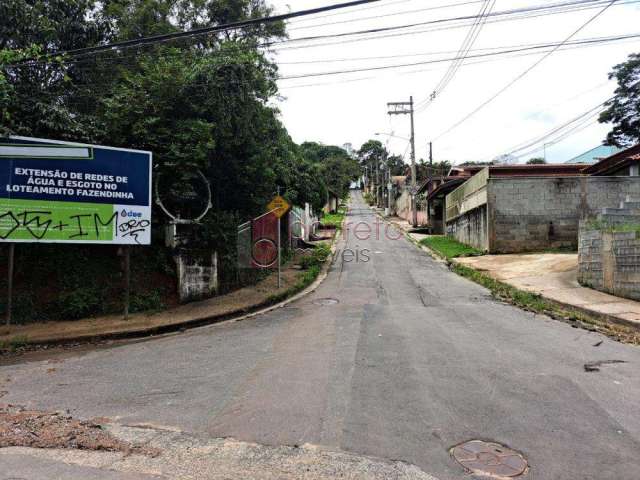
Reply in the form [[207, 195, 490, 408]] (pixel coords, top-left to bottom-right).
[[375, 132, 410, 141]]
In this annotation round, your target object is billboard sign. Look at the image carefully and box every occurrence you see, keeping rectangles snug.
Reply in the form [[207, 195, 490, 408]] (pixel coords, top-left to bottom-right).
[[0, 136, 152, 244]]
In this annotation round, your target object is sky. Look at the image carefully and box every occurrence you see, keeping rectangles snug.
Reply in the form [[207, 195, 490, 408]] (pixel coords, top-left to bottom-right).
[[265, 0, 640, 165]]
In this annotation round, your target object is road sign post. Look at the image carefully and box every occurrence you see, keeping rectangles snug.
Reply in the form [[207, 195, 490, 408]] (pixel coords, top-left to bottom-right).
[[267, 192, 290, 289]]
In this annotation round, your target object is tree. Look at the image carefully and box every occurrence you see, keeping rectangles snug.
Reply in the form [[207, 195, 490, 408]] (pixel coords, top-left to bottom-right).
[[418, 159, 451, 179], [527, 157, 547, 164], [386, 154, 406, 176], [300, 142, 359, 199], [599, 53, 640, 147]]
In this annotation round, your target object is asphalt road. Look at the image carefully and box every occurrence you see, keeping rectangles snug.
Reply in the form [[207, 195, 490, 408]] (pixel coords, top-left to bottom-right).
[[2, 191, 640, 479]]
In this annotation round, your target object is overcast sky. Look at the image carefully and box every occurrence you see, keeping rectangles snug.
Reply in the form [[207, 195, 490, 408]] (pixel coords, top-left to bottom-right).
[[266, 0, 640, 165]]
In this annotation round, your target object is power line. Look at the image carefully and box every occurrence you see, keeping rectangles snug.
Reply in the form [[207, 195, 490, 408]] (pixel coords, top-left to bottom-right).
[[11, 0, 382, 65], [270, 0, 634, 52], [12, 0, 633, 68], [19, 33, 637, 97], [277, 33, 639, 80], [433, 0, 619, 141], [287, 0, 414, 25], [288, 0, 486, 31], [274, 0, 609, 48], [276, 33, 638, 65], [416, 0, 495, 112]]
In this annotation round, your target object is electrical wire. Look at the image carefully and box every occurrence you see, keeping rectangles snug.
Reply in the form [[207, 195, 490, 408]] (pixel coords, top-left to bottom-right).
[[287, 0, 487, 31], [415, 0, 496, 112], [433, 0, 620, 141], [270, 0, 636, 53], [9, 0, 382, 65], [276, 32, 640, 80]]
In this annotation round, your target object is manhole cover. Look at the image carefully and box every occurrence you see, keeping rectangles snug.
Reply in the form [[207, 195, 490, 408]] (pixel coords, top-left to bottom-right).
[[312, 298, 339, 306], [452, 440, 528, 478]]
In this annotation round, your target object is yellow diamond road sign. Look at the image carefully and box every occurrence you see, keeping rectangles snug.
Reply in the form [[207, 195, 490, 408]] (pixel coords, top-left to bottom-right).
[[268, 195, 290, 218]]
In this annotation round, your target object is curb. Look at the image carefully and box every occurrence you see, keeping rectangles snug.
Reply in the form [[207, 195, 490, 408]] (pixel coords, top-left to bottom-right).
[[2, 219, 344, 350]]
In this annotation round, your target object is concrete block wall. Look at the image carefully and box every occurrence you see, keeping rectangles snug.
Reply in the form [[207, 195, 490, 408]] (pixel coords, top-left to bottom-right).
[[579, 227, 640, 301], [578, 228, 604, 291], [488, 177, 640, 253], [446, 205, 488, 251]]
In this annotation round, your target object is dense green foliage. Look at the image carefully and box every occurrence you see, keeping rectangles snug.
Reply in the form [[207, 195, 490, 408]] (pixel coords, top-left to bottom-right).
[[0, 0, 360, 322], [526, 157, 547, 164], [600, 53, 640, 147]]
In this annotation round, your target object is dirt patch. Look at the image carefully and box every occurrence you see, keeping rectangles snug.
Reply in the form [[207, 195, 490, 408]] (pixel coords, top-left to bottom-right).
[[0, 406, 159, 456]]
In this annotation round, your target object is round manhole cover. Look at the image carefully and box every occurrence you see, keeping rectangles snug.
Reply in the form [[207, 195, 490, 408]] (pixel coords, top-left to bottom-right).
[[312, 298, 339, 306], [452, 440, 528, 478]]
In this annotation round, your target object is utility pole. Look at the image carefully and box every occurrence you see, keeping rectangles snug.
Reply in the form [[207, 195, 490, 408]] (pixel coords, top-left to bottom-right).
[[388, 96, 418, 226], [375, 157, 380, 207], [386, 151, 392, 216]]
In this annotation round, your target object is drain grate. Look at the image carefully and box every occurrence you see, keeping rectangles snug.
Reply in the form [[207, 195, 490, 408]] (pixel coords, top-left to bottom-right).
[[452, 440, 528, 478], [312, 298, 339, 306]]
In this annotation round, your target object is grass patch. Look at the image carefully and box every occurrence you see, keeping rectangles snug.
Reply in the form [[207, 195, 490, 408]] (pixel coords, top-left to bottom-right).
[[0, 335, 29, 353], [321, 207, 347, 229], [266, 243, 332, 305], [585, 220, 640, 234], [419, 236, 483, 259]]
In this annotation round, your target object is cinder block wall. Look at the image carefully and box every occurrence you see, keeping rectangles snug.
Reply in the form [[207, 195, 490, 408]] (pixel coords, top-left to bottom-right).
[[488, 177, 640, 253], [446, 205, 488, 251], [578, 227, 640, 301]]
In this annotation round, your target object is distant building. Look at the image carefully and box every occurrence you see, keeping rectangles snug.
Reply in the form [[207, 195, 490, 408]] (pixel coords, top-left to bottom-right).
[[565, 144, 621, 164]]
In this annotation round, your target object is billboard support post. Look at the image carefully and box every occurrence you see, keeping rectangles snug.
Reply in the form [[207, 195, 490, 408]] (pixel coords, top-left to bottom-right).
[[124, 246, 131, 320], [5, 243, 14, 326]]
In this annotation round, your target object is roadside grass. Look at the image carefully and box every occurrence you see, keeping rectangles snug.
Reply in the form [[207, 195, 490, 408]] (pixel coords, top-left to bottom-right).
[[321, 207, 347, 230], [419, 236, 483, 259], [266, 243, 332, 305], [451, 263, 640, 345], [0, 335, 29, 353]]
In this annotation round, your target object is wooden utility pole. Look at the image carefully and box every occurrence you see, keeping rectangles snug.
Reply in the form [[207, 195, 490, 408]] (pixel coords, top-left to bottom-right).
[[388, 97, 418, 226]]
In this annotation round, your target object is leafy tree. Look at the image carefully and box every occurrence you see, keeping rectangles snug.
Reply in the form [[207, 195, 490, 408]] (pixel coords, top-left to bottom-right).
[[300, 142, 359, 199], [599, 52, 640, 147], [386, 154, 406, 176], [0, 0, 368, 319], [418, 159, 451, 179], [526, 157, 547, 164]]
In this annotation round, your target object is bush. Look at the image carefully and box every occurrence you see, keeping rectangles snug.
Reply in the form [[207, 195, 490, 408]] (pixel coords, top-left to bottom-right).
[[298, 243, 331, 270]]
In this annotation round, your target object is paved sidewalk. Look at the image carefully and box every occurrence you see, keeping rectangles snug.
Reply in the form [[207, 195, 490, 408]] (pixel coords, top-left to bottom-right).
[[0, 237, 338, 347], [455, 253, 640, 328], [0, 265, 303, 346]]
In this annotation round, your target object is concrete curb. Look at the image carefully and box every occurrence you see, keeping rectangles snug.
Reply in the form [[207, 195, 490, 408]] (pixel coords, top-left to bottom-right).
[[3, 217, 344, 349]]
